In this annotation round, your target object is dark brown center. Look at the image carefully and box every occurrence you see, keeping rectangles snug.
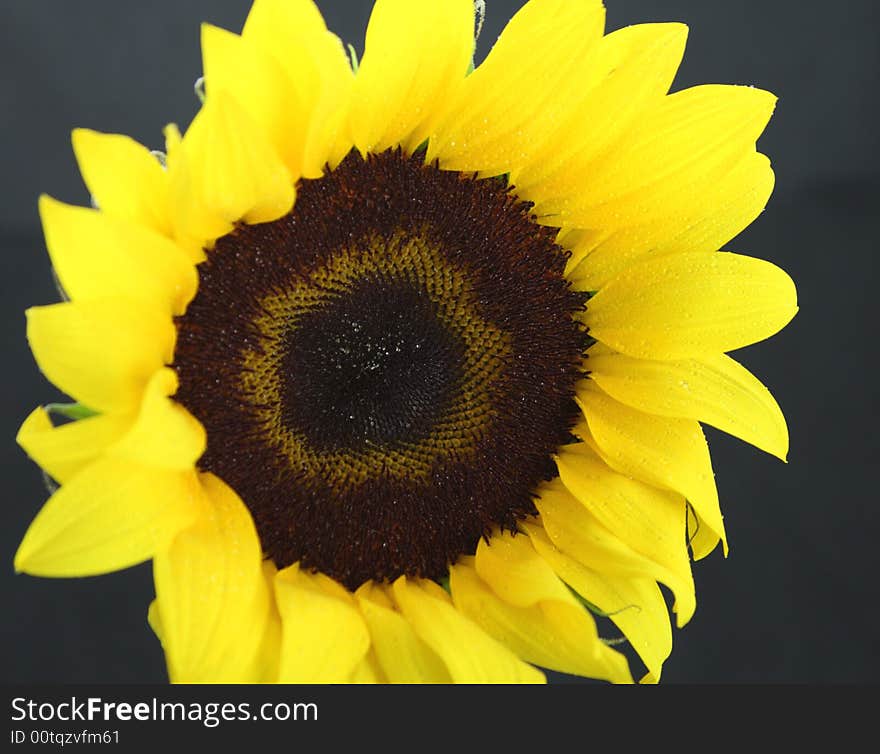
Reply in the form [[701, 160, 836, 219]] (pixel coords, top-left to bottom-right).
[[172, 148, 588, 589]]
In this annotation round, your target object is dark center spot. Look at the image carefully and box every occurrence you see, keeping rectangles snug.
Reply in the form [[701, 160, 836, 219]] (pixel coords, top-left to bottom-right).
[[172, 148, 588, 589], [281, 278, 465, 451]]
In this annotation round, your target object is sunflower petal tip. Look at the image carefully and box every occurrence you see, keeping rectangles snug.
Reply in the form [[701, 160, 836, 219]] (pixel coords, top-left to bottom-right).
[[163, 123, 182, 152], [645, 21, 689, 52], [200, 21, 237, 59], [37, 194, 57, 227], [673, 599, 695, 628], [13, 535, 38, 576], [70, 127, 97, 151], [668, 21, 689, 40], [774, 430, 790, 463]]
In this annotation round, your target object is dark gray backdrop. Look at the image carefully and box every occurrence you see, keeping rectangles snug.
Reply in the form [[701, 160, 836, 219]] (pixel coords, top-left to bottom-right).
[[2, 0, 876, 683]]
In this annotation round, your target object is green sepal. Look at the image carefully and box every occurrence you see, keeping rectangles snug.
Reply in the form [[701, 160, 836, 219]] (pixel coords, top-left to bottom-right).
[[44, 402, 99, 422], [347, 43, 359, 72], [41, 468, 60, 495], [412, 138, 429, 158], [567, 584, 640, 619], [567, 587, 632, 648], [194, 76, 206, 104], [599, 636, 628, 647]]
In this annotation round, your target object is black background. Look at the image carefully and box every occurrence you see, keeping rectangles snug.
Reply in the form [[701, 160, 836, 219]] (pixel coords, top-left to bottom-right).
[[1, 0, 877, 683]]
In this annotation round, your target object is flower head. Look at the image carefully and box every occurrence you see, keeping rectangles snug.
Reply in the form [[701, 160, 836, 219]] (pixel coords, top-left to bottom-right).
[[15, 0, 797, 683]]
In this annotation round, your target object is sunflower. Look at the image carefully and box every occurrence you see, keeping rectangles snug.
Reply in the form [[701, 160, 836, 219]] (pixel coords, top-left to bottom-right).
[[15, 0, 797, 684]]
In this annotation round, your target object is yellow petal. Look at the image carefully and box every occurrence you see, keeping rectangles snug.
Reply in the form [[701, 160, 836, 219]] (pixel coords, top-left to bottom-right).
[[455, 532, 632, 682], [274, 564, 370, 683], [538, 85, 776, 229], [355, 583, 452, 683], [513, 22, 686, 195], [201, 23, 308, 178], [568, 150, 775, 288], [473, 529, 574, 609], [39, 195, 197, 316], [588, 347, 789, 460], [428, 0, 606, 174], [153, 473, 272, 683], [242, 0, 354, 176], [26, 299, 176, 413], [249, 561, 284, 683], [16, 406, 133, 484], [578, 382, 726, 557], [555, 442, 696, 624], [108, 368, 205, 469], [348, 652, 386, 684], [585, 251, 798, 359], [161, 124, 216, 257], [392, 575, 544, 683], [14, 459, 201, 577], [168, 91, 295, 247], [533, 477, 694, 626], [147, 598, 163, 642], [71, 128, 171, 236], [524, 522, 671, 683], [350, 0, 474, 154]]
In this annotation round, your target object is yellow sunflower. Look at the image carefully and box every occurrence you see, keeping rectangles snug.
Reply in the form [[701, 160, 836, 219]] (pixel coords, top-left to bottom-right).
[[14, 0, 797, 684]]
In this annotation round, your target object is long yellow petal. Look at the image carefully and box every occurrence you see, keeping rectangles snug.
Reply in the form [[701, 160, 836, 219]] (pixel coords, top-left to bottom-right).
[[108, 368, 205, 470], [524, 522, 671, 683], [26, 299, 175, 413], [201, 23, 308, 179], [14, 459, 201, 577], [533, 477, 695, 626], [457, 532, 632, 682], [168, 91, 295, 248], [512, 21, 686, 192], [16, 406, 133, 484], [242, 0, 353, 176], [71, 128, 171, 236], [428, 0, 606, 174], [585, 251, 798, 359], [153, 473, 272, 683], [162, 123, 222, 258], [154, 537, 282, 685], [473, 529, 574, 608], [348, 652, 386, 684], [538, 85, 776, 229], [567, 150, 775, 287], [391, 575, 544, 683], [274, 564, 370, 683], [350, 0, 474, 154], [39, 196, 197, 316], [555, 442, 696, 625], [587, 347, 789, 460], [249, 561, 284, 683], [578, 382, 726, 557], [355, 583, 452, 683]]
